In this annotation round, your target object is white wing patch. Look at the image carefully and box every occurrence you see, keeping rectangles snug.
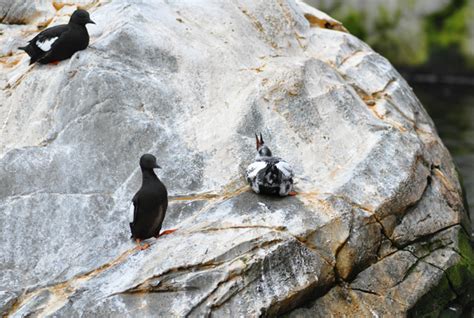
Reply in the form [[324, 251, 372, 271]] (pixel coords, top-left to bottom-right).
[[36, 36, 58, 52], [276, 161, 293, 178], [246, 161, 268, 179], [279, 180, 293, 196], [129, 203, 135, 223]]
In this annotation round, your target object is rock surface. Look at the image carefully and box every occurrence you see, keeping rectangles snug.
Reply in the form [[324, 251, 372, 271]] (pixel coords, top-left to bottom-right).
[[0, 0, 472, 316]]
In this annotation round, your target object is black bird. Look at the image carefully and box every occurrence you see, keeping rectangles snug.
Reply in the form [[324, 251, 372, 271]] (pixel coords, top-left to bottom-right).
[[130, 154, 176, 250], [246, 133, 296, 196], [19, 9, 95, 65]]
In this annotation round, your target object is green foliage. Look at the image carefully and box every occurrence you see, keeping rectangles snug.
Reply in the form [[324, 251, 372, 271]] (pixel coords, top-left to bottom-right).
[[424, 0, 470, 69], [374, 5, 401, 31], [367, 6, 428, 66], [437, 5, 468, 47], [340, 10, 367, 40], [425, 0, 468, 48], [319, 0, 473, 69]]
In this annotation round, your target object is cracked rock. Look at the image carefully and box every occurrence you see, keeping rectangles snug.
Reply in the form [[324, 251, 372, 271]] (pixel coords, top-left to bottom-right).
[[0, 0, 472, 317]]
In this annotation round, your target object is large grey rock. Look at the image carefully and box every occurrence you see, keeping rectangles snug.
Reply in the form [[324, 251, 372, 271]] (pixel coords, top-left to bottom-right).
[[0, 0, 472, 316], [0, 0, 54, 25], [0, 0, 97, 25]]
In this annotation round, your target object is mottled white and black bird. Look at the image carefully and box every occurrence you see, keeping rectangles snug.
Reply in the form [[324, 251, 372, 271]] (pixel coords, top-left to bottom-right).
[[246, 133, 295, 197], [19, 9, 95, 65], [130, 154, 176, 250]]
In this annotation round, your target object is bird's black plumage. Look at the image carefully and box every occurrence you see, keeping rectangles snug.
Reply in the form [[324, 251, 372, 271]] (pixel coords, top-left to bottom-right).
[[19, 9, 95, 65], [130, 154, 168, 240]]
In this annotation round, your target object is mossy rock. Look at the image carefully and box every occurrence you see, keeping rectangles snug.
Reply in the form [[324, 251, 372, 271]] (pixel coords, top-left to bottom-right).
[[446, 230, 474, 295], [409, 230, 474, 317]]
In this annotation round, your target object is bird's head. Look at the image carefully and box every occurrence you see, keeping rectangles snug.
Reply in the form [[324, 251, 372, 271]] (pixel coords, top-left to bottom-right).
[[255, 133, 272, 157], [139, 154, 161, 170], [70, 9, 95, 26]]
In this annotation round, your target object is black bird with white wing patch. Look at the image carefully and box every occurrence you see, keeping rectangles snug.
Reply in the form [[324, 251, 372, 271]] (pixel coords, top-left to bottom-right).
[[19, 9, 95, 65], [130, 154, 176, 250], [246, 134, 296, 197]]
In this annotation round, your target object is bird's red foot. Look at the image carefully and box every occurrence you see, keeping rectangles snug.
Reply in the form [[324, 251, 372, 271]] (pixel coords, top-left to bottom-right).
[[139, 243, 150, 250], [159, 229, 177, 237], [50, 60, 60, 65], [135, 239, 150, 250], [288, 191, 297, 196]]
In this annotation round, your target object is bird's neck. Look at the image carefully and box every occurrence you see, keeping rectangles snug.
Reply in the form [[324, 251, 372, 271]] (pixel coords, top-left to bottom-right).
[[258, 146, 272, 157], [68, 22, 86, 29], [141, 168, 159, 184]]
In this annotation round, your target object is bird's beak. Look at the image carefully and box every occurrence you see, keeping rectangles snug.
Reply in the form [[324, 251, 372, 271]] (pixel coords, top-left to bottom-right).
[[88, 19, 96, 24], [154, 163, 162, 169]]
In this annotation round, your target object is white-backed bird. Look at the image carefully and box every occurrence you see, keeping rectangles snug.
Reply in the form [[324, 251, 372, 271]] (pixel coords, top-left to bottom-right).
[[246, 134, 295, 197]]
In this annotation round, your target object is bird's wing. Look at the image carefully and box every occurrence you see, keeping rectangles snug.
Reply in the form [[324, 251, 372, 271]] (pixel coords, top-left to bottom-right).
[[246, 161, 268, 180], [152, 204, 167, 236], [34, 25, 68, 52], [276, 161, 294, 179], [129, 203, 135, 223], [131, 194, 138, 224]]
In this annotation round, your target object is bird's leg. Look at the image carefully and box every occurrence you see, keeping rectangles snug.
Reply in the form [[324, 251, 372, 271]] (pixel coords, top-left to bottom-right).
[[288, 191, 297, 196], [135, 239, 150, 250], [159, 229, 177, 237]]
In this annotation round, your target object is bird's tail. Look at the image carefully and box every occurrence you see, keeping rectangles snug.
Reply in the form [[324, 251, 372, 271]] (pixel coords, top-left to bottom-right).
[[18, 45, 36, 64], [18, 45, 32, 55]]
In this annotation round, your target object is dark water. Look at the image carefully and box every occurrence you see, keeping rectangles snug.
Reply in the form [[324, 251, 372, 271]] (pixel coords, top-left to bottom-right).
[[411, 82, 474, 230]]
